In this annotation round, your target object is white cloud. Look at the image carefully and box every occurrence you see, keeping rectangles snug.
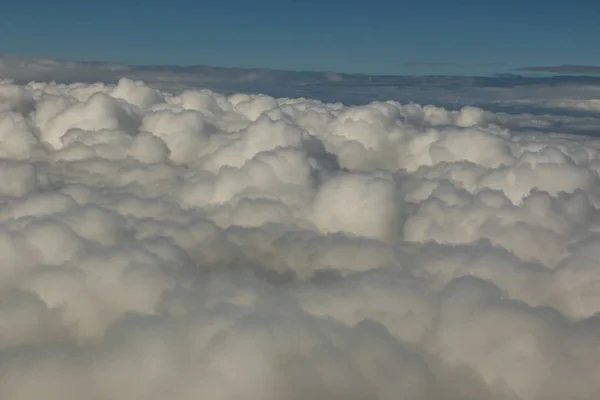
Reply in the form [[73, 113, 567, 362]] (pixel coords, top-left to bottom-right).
[[313, 172, 399, 241], [0, 76, 600, 399]]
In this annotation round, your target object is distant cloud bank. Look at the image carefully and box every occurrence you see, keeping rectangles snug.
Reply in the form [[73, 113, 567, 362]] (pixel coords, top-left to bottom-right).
[[2, 53, 600, 121], [517, 64, 600, 75]]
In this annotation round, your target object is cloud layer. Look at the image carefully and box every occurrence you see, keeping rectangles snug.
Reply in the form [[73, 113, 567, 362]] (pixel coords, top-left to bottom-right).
[[0, 76, 600, 399], [3, 54, 600, 119], [517, 64, 600, 75]]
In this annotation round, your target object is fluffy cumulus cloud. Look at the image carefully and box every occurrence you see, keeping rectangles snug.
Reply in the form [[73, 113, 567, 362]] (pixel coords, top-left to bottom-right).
[[1, 76, 600, 400]]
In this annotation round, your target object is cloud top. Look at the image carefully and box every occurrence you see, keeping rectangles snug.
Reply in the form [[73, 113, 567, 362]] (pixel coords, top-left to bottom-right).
[[0, 76, 599, 399]]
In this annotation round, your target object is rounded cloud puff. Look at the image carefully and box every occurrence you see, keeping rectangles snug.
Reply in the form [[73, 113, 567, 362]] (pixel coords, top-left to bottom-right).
[[0, 78, 600, 400], [110, 77, 165, 109], [313, 172, 399, 241], [36, 92, 140, 149], [0, 112, 40, 159], [141, 109, 207, 163]]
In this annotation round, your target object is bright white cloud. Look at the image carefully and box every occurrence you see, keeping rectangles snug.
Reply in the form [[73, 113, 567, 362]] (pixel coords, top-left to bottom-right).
[[0, 76, 599, 400]]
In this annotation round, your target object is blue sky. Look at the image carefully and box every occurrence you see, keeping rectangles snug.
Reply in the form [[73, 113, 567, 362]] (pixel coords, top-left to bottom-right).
[[1, 0, 599, 76]]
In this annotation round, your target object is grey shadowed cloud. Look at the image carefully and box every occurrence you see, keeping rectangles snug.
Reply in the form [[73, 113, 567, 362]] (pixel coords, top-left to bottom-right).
[[517, 65, 600, 75]]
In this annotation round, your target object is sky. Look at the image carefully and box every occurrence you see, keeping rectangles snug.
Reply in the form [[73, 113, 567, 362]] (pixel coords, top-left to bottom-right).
[[1, 0, 599, 75]]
